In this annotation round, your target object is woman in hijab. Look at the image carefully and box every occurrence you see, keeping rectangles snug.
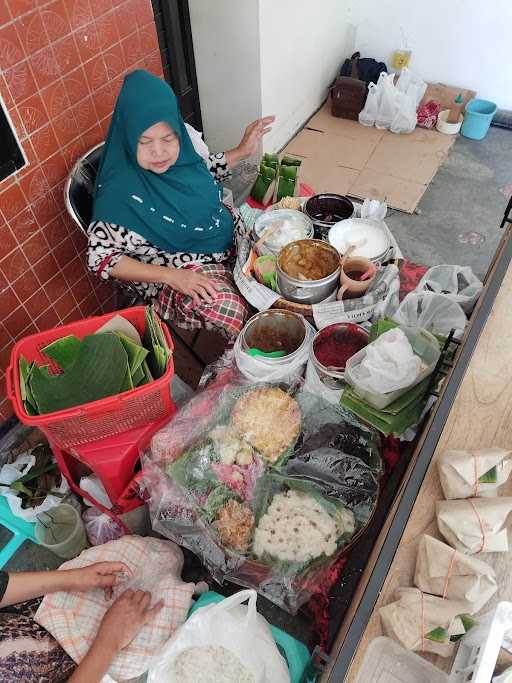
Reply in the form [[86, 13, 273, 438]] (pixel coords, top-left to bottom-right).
[[88, 69, 273, 340]]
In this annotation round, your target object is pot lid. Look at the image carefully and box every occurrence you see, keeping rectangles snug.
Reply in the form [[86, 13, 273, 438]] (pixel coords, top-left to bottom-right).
[[328, 218, 390, 259]]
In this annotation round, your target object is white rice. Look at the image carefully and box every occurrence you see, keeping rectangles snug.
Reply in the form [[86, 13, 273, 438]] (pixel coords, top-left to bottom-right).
[[170, 645, 255, 683]]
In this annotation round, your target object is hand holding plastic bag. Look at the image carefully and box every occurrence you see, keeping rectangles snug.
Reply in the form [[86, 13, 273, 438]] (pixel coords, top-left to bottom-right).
[[147, 589, 290, 683]]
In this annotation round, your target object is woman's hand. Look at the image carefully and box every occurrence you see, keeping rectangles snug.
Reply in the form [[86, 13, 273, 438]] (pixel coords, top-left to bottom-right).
[[225, 116, 275, 168], [166, 268, 222, 306], [67, 562, 130, 599], [97, 589, 164, 653]]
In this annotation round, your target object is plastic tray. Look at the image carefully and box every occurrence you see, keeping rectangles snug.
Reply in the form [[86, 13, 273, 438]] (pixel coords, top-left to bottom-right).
[[7, 306, 175, 449], [344, 325, 441, 409]]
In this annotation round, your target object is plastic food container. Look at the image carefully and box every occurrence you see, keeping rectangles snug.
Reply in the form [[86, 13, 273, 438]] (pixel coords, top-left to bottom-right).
[[7, 306, 175, 449], [303, 193, 354, 240], [355, 636, 448, 683], [253, 209, 314, 257], [35, 504, 87, 559], [328, 218, 391, 264], [277, 240, 341, 304], [437, 109, 463, 135], [344, 326, 441, 409], [310, 323, 369, 389]]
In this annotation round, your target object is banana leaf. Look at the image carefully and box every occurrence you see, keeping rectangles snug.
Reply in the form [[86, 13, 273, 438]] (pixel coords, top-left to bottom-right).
[[262, 152, 279, 170], [143, 306, 170, 378], [250, 163, 277, 204], [280, 155, 302, 167], [29, 334, 128, 414], [115, 332, 148, 374], [19, 357, 38, 415], [42, 335, 81, 370]]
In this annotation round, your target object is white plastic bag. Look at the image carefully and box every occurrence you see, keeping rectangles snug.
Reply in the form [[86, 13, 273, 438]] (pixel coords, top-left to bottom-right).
[[350, 328, 421, 394], [360, 198, 388, 222], [234, 319, 315, 384], [417, 265, 483, 314], [390, 89, 417, 135], [80, 474, 112, 508], [359, 82, 379, 127], [0, 453, 69, 522], [393, 291, 467, 338], [147, 589, 290, 683], [185, 122, 210, 160], [395, 67, 427, 107], [375, 74, 398, 130]]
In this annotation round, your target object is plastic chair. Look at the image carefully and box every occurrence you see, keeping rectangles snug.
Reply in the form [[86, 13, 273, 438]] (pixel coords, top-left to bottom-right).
[[64, 142, 104, 234], [0, 496, 38, 568]]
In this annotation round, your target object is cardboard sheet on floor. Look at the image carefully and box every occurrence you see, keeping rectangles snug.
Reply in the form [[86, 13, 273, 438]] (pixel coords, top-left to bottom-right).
[[299, 159, 359, 196], [307, 104, 385, 145], [348, 168, 427, 214], [283, 128, 377, 171], [365, 129, 455, 186]]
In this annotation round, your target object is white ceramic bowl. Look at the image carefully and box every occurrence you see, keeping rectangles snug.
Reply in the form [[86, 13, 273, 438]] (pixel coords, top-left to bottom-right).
[[328, 218, 391, 263]]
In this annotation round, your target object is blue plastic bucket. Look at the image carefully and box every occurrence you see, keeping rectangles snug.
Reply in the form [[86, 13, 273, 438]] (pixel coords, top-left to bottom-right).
[[461, 98, 497, 140]]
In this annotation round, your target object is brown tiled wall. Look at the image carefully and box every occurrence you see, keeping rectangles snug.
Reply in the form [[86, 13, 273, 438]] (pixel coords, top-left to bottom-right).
[[0, 0, 163, 421]]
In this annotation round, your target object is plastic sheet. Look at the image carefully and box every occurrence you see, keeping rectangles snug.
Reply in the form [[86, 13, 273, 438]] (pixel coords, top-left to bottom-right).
[[83, 507, 126, 546], [141, 382, 380, 613]]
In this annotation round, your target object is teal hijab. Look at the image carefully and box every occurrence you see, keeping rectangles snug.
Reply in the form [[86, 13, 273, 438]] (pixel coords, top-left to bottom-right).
[[93, 70, 234, 255]]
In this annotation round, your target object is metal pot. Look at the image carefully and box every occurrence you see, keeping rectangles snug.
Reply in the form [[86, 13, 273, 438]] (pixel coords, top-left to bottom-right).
[[252, 209, 314, 257], [277, 239, 341, 304], [304, 193, 354, 240]]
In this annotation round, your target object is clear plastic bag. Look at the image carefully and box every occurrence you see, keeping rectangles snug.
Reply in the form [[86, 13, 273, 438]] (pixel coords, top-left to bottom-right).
[[359, 82, 379, 127], [375, 74, 398, 130], [393, 291, 467, 338], [82, 507, 126, 546], [390, 89, 417, 135], [395, 67, 427, 107], [147, 590, 290, 683], [360, 198, 388, 222], [417, 265, 483, 314], [141, 383, 380, 613]]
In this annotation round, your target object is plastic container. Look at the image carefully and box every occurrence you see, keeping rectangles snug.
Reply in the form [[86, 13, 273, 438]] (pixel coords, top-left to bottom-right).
[[303, 193, 354, 240], [235, 310, 314, 383], [437, 109, 464, 135], [7, 306, 175, 449], [310, 323, 369, 389], [35, 504, 87, 559], [450, 602, 512, 683], [328, 218, 391, 264], [189, 591, 313, 683], [461, 98, 497, 140], [344, 325, 441, 409], [253, 209, 314, 257], [355, 636, 448, 683]]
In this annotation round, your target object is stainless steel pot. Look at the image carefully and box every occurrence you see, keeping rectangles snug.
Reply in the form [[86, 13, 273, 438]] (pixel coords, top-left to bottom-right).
[[304, 193, 354, 240], [277, 240, 341, 304]]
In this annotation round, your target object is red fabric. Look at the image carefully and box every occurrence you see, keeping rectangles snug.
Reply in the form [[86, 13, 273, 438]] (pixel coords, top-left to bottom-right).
[[399, 259, 428, 301], [417, 100, 442, 129], [97, 253, 117, 277], [246, 182, 315, 209]]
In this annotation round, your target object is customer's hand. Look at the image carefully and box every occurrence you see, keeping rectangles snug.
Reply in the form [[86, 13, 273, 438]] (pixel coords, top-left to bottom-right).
[[237, 116, 275, 159], [97, 589, 164, 653], [166, 268, 222, 306], [68, 562, 130, 599]]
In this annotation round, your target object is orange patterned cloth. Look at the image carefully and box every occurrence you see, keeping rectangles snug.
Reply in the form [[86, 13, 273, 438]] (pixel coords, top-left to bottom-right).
[[34, 536, 195, 681]]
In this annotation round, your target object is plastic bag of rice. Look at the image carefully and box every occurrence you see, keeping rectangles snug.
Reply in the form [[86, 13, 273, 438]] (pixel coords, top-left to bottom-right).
[[170, 645, 254, 683]]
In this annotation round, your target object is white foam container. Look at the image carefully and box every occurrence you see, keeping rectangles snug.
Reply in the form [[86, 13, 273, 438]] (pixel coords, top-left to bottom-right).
[[344, 326, 441, 409], [437, 109, 464, 135]]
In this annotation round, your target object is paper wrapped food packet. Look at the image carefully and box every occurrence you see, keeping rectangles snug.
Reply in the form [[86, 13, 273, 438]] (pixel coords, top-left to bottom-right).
[[436, 497, 512, 554], [380, 587, 473, 657], [414, 534, 497, 613], [438, 447, 512, 499]]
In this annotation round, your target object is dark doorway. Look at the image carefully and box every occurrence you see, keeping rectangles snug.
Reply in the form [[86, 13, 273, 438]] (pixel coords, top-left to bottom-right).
[[151, 0, 203, 130]]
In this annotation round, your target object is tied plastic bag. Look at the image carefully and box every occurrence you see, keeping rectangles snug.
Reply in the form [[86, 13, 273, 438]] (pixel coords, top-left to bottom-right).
[[393, 291, 467, 338], [147, 590, 290, 683], [349, 328, 421, 394], [438, 447, 512, 499], [83, 507, 126, 546], [359, 81, 380, 127], [436, 498, 512, 554], [360, 198, 387, 222], [142, 384, 379, 613], [417, 265, 483, 314]]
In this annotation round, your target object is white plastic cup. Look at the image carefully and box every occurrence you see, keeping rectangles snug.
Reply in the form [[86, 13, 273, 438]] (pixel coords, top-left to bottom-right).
[[35, 503, 87, 559]]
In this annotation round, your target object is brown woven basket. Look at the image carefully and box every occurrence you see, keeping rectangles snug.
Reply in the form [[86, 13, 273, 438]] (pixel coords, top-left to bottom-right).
[[272, 258, 400, 322]]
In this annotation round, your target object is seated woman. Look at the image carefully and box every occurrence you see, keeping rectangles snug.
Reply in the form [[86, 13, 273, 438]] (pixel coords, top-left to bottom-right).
[[0, 562, 161, 682], [88, 69, 273, 341]]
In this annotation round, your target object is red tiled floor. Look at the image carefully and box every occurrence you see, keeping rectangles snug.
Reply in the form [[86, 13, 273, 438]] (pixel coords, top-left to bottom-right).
[[64, 0, 94, 32], [40, 78, 71, 119], [45, 271, 70, 300], [0, 225, 17, 261], [54, 291, 78, 319], [74, 22, 102, 62], [41, 0, 72, 43], [23, 230, 51, 264], [30, 123, 60, 163], [0, 182, 26, 221], [62, 65, 89, 103], [42, 151, 67, 189], [12, 268, 41, 302], [96, 10, 120, 49], [18, 91, 48, 135], [1, 247, 30, 283], [72, 93, 99, 132], [53, 34, 81, 76], [33, 252, 60, 285], [19, 166, 51, 205], [29, 45, 61, 90], [4, 305, 32, 338], [35, 304, 61, 331], [53, 109, 80, 148], [10, 206, 38, 245], [0, 21, 25, 68], [0, 285, 20, 318], [25, 288, 53, 319], [4, 59, 38, 105], [15, 11, 49, 57]]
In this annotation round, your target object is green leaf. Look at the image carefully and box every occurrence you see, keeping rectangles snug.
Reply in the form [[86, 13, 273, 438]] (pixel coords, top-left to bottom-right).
[[114, 332, 148, 374], [120, 366, 134, 393], [144, 306, 170, 378], [41, 335, 82, 370], [30, 334, 128, 414], [280, 155, 302, 167], [131, 365, 145, 386], [479, 466, 498, 484], [425, 626, 448, 642]]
